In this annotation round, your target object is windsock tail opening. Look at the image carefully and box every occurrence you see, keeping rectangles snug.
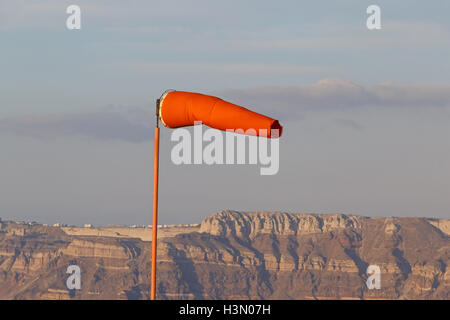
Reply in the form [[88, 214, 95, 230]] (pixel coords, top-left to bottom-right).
[[159, 91, 283, 138], [270, 120, 283, 138]]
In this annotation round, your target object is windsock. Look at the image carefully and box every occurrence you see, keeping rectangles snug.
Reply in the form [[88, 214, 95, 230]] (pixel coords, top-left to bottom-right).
[[159, 91, 282, 138]]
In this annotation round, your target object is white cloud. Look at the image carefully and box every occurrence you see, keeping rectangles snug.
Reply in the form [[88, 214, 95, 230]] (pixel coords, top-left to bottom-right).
[[0, 106, 154, 142], [219, 78, 450, 120], [1, 79, 449, 141]]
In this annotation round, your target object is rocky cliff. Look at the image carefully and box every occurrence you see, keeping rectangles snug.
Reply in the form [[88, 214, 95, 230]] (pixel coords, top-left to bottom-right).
[[0, 211, 448, 300]]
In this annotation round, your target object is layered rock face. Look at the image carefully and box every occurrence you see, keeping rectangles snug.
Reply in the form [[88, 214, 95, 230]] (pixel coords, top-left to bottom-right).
[[0, 211, 448, 300]]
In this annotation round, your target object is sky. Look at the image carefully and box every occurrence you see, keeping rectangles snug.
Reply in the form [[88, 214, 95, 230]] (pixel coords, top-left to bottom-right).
[[0, 1, 449, 225]]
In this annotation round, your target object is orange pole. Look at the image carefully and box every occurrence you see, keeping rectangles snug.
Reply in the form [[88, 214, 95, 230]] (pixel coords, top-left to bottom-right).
[[151, 115, 160, 300]]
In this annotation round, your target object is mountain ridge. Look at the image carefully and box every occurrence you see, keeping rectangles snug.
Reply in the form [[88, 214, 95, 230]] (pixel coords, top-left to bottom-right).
[[0, 211, 448, 299]]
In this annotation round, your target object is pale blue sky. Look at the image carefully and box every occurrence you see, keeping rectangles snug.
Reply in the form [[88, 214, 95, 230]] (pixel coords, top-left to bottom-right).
[[0, 1, 449, 225], [1, 0, 449, 116]]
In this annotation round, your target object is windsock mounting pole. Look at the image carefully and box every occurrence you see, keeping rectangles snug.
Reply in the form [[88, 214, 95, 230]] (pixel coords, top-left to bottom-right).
[[151, 99, 160, 300]]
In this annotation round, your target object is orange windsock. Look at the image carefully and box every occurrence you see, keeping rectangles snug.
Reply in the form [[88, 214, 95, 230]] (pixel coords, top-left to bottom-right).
[[159, 91, 282, 138]]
